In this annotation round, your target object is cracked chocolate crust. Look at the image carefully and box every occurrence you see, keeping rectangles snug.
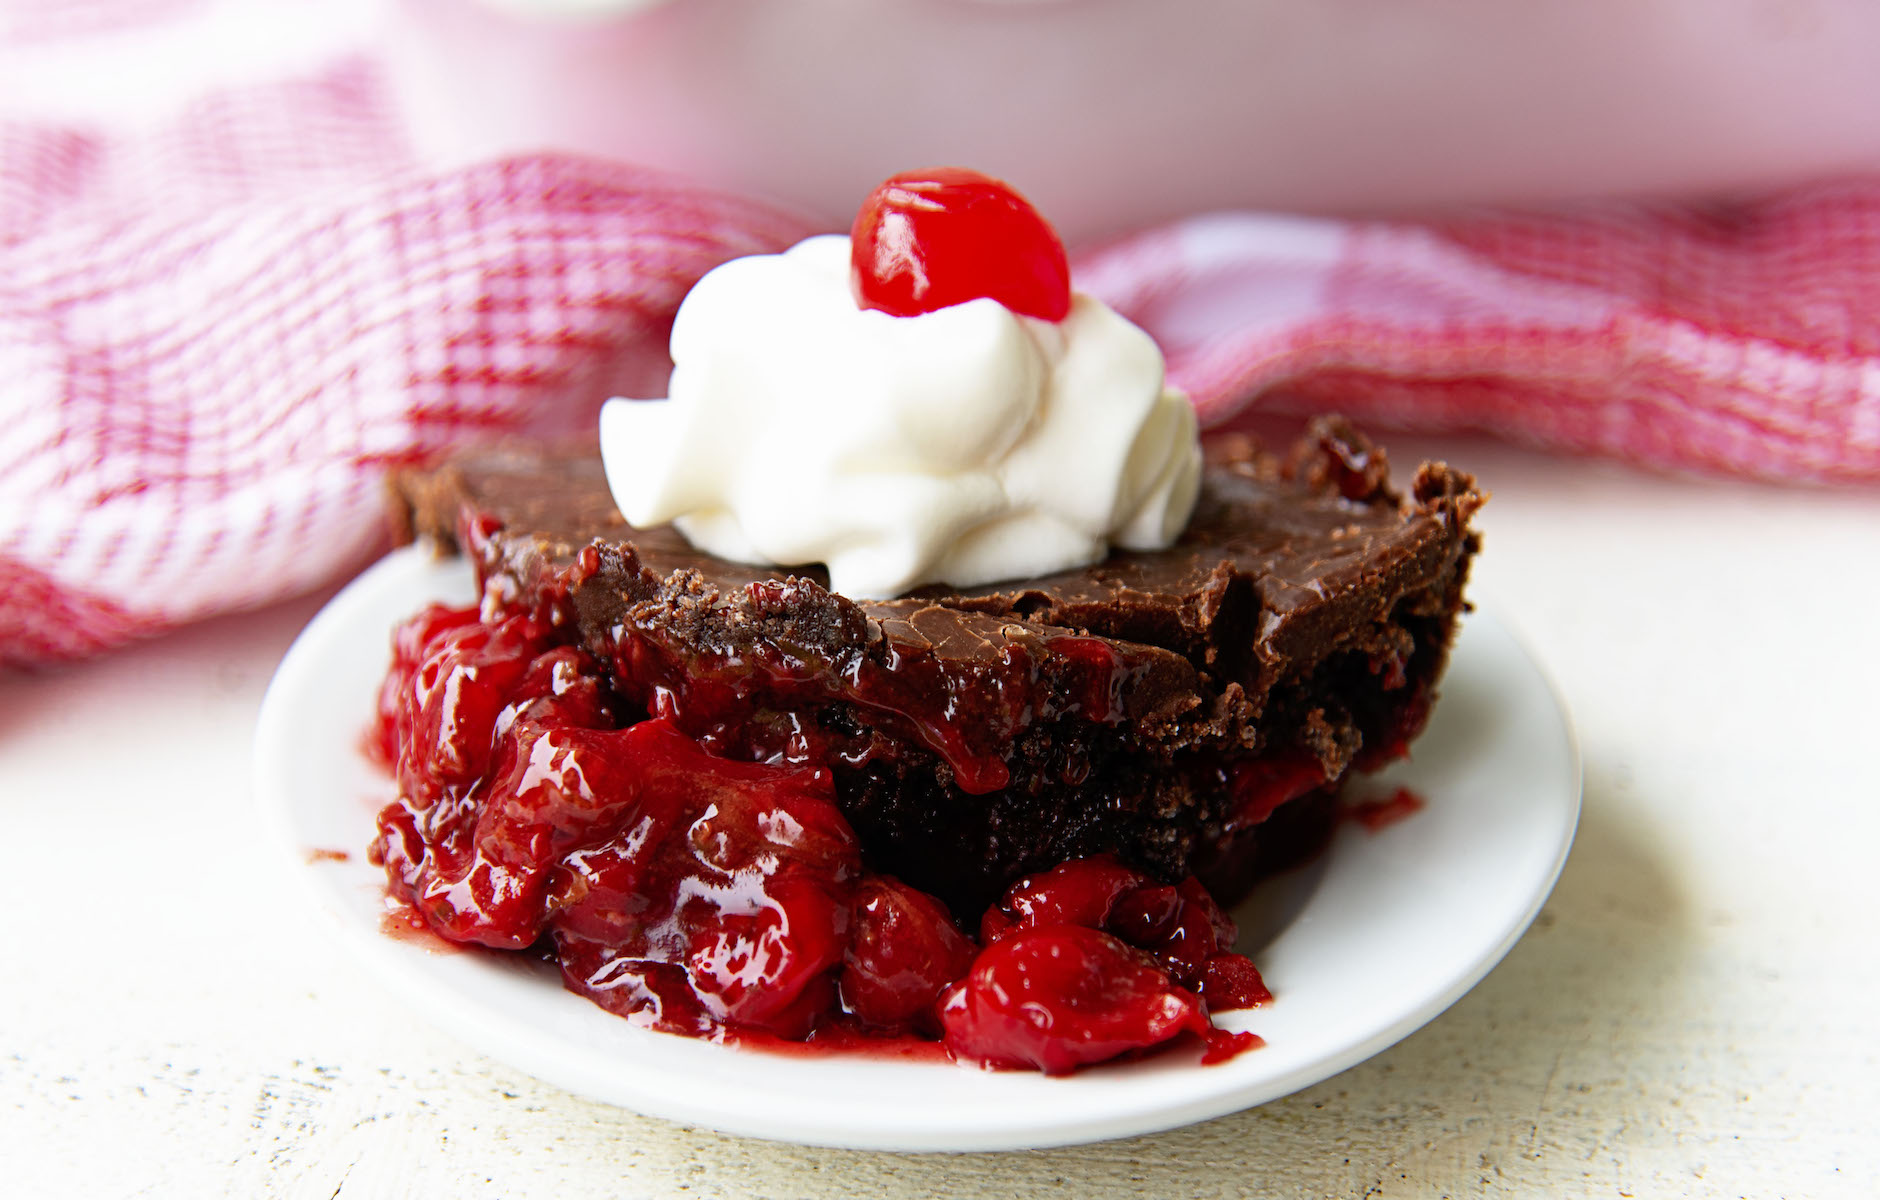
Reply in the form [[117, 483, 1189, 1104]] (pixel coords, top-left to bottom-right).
[[387, 416, 1483, 912]]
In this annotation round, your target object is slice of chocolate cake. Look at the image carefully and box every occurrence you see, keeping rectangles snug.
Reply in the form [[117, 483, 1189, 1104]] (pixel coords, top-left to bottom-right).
[[388, 416, 1482, 915]]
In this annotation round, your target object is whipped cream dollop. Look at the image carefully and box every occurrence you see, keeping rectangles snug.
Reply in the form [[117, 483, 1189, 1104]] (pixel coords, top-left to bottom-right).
[[599, 234, 1200, 599]]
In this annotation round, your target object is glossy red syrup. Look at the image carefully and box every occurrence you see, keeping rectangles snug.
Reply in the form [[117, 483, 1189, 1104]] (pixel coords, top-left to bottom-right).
[[978, 855, 1270, 1011], [1200, 1029, 1266, 1066], [842, 875, 978, 1035], [938, 925, 1211, 1075], [725, 1024, 955, 1066], [850, 167, 1072, 321], [1225, 753, 1327, 833], [1347, 786, 1426, 832], [369, 601, 1274, 1073], [592, 577, 1171, 798], [1045, 635, 1156, 724], [378, 896, 464, 954]]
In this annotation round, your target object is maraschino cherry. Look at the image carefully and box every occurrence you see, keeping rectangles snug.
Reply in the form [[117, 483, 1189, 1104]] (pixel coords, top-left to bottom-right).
[[850, 167, 1072, 321]]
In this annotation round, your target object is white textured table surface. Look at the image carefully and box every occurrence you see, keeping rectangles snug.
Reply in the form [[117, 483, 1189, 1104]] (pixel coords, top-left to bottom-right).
[[4, 439, 1876, 1199]]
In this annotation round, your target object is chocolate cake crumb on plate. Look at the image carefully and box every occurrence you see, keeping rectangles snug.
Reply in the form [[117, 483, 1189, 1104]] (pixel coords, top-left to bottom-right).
[[388, 416, 1483, 915]]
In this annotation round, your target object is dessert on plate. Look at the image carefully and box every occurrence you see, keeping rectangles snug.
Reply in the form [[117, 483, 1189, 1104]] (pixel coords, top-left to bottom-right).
[[366, 169, 1484, 1074]]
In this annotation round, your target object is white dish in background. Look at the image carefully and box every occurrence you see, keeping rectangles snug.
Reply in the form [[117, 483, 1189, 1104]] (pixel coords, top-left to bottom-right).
[[387, 0, 1880, 240], [254, 544, 1580, 1152]]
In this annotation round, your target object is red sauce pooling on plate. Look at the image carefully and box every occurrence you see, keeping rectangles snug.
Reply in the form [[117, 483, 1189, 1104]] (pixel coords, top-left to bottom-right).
[[1200, 1029, 1266, 1066], [725, 1024, 956, 1066], [1347, 786, 1427, 832], [378, 896, 465, 954]]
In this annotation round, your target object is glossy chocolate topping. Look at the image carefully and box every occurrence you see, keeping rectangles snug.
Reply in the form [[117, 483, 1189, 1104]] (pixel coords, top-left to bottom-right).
[[393, 417, 1478, 753]]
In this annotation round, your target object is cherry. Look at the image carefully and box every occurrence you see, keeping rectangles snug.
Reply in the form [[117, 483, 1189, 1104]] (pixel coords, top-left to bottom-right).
[[1176, 876, 1239, 948], [841, 875, 978, 1035], [547, 719, 861, 1040], [850, 167, 1071, 321], [938, 925, 1211, 1074], [375, 628, 623, 949], [979, 854, 1147, 943], [369, 604, 482, 766], [976, 854, 1268, 1009], [555, 944, 711, 1036], [1199, 953, 1272, 1011]]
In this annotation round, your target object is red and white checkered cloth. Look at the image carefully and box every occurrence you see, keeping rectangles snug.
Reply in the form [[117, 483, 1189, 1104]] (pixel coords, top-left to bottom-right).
[[4, 13, 1878, 667]]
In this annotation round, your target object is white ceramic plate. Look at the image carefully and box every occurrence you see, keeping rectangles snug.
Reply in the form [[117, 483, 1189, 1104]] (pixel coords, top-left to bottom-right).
[[254, 545, 1580, 1152]]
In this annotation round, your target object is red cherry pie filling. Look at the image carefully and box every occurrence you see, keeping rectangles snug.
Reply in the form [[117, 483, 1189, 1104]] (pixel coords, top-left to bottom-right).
[[368, 410, 1485, 1074], [367, 597, 1276, 1073]]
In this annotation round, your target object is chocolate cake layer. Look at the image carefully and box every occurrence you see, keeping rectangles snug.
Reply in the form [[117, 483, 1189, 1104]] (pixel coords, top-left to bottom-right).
[[389, 417, 1483, 912]]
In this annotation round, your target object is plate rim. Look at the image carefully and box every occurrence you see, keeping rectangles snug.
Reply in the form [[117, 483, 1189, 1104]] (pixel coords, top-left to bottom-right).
[[253, 544, 1582, 1152]]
